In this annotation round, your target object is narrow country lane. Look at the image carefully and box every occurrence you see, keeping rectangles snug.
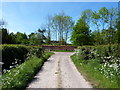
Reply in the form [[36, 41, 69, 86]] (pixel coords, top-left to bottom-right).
[[27, 52, 92, 88]]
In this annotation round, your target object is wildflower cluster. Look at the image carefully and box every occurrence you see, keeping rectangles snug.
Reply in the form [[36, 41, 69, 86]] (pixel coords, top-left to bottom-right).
[[1, 52, 53, 89], [76, 47, 96, 60], [77, 45, 120, 80]]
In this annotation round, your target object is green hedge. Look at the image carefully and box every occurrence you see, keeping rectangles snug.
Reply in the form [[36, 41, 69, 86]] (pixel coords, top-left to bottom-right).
[[73, 44, 120, 88], [71, 54, 120, 88], [1, 52, 54, 89], [1, 44, 42, 73], [77, 44, 120, 63]]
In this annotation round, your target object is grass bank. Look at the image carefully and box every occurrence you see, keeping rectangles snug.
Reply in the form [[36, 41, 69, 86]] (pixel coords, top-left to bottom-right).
[[71, 54, 120, 88], [1, 52, 54, 89]]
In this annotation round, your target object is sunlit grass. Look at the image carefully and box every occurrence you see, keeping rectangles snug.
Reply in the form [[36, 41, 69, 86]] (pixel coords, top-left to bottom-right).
[[71, 54, 120, 88], [1, 52, 54, 89]]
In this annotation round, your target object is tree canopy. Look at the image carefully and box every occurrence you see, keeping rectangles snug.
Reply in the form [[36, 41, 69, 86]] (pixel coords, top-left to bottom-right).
[[1, 7, 120, 46]]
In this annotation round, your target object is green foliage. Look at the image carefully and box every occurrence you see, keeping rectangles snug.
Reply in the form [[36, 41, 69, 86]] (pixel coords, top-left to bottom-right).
[[71, 7, 119, 46], [1, 28, 47, 45], [77, 45, 120, 61], [28, 33, 42, 45], [2, 45, 28, 71], [71, 50, 120, 88], [92, 28, 116, 45], [1, 44, 42, 73], [99, 7, 109, 30], [52, 12, 74, 44], [1, 28, 16, 44], [116, 21, 120, 43], [28, 29, 46, 45], [28, 33, 37, 45], [81, 9, 93, 26], [92, 11, 100, 24], [91, 30, 102, 45], [46, 38, 51, 45], [15, 32, 28, 44], [71, 19, 91, 46], [1, 52, 54, 89], [101, 28, 116, 44], [73, 45, 120, 88], [1, 7, 119, 46]]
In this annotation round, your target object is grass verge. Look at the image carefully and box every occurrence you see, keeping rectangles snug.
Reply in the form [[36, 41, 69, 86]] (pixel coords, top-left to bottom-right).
[[1, 52, 54, 89], [71, 54, 119, 88]]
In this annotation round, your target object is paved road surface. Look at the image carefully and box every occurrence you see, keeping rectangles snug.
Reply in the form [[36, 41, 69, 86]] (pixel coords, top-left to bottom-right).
[[27, 52, 92, 88]]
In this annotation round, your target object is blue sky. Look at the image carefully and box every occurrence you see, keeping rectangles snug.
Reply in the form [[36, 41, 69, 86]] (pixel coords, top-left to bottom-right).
[[2, 0, 120, 2], [1, 2, 119, 44], [2, 2, 118, 35]]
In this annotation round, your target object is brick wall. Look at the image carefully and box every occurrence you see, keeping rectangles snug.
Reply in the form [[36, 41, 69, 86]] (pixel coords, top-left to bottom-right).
[[42, 45, 77, 51]]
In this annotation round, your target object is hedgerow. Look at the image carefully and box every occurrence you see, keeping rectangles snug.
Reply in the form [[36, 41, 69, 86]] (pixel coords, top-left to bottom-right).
[[72, 44, 120, 88], [1, 44, 42, 73], [1, 51, 53, 89]]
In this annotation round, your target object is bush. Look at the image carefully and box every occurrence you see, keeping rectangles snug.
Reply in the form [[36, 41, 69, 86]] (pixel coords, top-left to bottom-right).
[[73, 44, 120, 88], [76, 46, 96, 60], [77, 44, 120, 63], [1, 52, 54, 89], [1, 44, 42, 73], [71, 54, 120, 88]]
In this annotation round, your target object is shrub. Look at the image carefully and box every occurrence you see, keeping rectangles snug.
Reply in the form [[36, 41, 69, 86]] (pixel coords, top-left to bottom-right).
[[1, 44, 42, 73], [71, 54, 120, 88], [77, 44, 120, 62], [1, 52, 54, 89], [74, 44, 120, 88]]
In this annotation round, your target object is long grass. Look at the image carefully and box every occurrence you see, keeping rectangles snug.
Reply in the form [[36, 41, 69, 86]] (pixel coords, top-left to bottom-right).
[[71, 54, 120, 88], [1, 52, 54, 89]]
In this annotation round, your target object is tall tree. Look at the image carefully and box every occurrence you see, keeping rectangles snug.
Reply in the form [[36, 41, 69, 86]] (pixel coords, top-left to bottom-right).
[[81, 9, 93, 28], [38, 29, 46, 43], [52, 12, 74, 44], [116, 21, 120, 44], [45, 15, 53, 44], [108, 8, 118, 29], [52, 12, 65, 43], [2, 28, 10, 44], [101, 8, 118, 44], [92, 11, 100, 31], [9, 32, 16, 44], [99, 7, 109, 30], [29, 32, 43, 45], [15, 32, 28, 44], [71, 19, 91, 46], [1, 28, 16, 44], [91, 11, 101, 45], [62, 16, 74, 44], [0, 20, 7, 44], [29, 33, 36, 45]]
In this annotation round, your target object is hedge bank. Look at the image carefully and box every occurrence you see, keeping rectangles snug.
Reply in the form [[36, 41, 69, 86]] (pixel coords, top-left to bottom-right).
[[1, 51, 53, 89], [1, 44, 42, 72], [72, 44, 120, 88]]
